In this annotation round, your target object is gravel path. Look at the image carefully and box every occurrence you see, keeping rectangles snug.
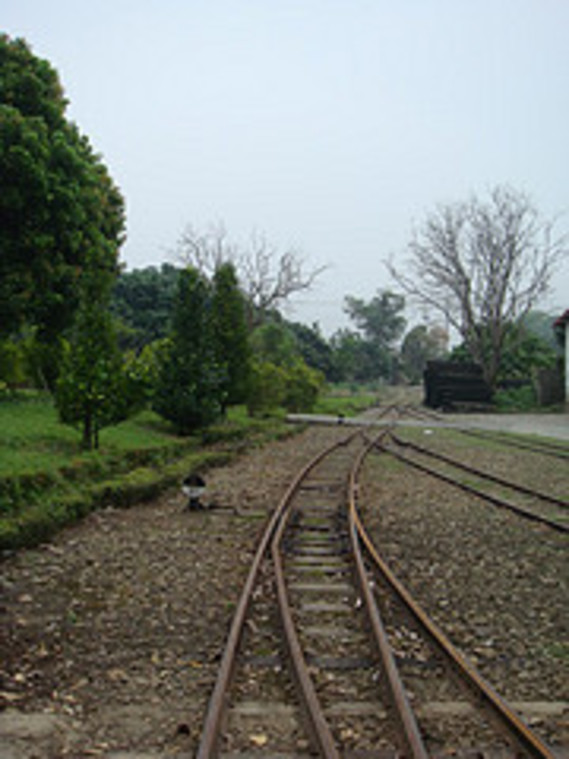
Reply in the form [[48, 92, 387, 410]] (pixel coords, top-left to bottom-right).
[[1, 418, 567, 757], [1, 427, 338, 758]]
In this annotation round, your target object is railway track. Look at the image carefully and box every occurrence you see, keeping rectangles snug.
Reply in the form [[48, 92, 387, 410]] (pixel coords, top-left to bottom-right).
[[457, 428, 569, 461], [196, 426, 559, 758], [380, 430, 569, 532], [366, 403, 569, 461]]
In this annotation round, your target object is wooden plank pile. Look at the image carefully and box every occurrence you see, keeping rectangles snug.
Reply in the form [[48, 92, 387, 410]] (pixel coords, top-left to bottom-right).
[[423, 361, 493, 410]]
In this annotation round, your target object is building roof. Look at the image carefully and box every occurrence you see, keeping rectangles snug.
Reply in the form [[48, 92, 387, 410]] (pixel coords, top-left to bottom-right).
[[554, 309, 569, 328]]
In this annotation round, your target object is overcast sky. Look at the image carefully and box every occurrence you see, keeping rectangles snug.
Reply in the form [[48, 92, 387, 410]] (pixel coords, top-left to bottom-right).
[[4, 0, 568, 334]]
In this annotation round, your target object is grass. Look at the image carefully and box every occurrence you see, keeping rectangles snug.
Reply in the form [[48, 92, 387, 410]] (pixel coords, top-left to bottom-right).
[[313, 390, 376, 417], [0, 394, 295, 551]]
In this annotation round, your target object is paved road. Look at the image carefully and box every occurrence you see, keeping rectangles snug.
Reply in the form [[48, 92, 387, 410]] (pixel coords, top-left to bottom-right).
[[288, 412, 569, 441], [443, 412, 569, 441]]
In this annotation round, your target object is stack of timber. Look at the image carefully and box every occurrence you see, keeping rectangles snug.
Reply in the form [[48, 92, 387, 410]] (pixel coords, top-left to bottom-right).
[[423, 360, 493, 410]]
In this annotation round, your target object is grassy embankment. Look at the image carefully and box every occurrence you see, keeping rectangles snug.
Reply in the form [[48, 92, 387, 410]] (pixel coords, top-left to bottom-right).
[[0, 390, 375, 551]]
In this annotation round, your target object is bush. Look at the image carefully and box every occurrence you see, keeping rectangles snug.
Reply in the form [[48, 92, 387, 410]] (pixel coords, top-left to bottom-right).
[[494, 385, 537, 412], [282, 360, 324, 412]]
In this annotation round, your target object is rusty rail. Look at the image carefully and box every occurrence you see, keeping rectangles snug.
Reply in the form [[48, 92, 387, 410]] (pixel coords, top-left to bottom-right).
[[377, 438, 568, 534], [196, 431, 358, 758], [352, 437, 558, 759], [389, 430, 569, 510]]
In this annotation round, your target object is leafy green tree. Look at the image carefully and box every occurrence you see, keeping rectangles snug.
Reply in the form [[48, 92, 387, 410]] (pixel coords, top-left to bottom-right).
[[329, 330, 382, 383], [250, 320, 299, 367], [282, 360, 324, 412], [247, 318, 325, 413], [55, 271, 127, 450], [111, 264, 180, 350], [211, 263, 251, 410], [0, 35, 125, 343], [341, 290, 407, 382], [344, 291, 406, 348], [247, 360, 287, 416], [288, 321, 335, 380], [153, 267, 222, 434]]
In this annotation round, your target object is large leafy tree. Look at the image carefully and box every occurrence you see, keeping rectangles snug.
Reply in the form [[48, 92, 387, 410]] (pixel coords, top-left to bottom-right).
[[390, 186, 566, 388], [153, 267, 222, 434], [337, 290, 407, 382], [0, 35, 125, 342]]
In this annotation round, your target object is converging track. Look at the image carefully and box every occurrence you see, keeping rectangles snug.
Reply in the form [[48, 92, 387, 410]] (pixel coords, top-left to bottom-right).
[[195, 421, 560, 758]]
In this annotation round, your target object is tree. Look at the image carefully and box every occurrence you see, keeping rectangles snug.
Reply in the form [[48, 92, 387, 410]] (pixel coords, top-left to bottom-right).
[[288, 321, 335, 380], [400, 325, 448, 383], [341, 290, 407, 382], [177, 222, 325, 325], [0, 35, 125, 343], [329, 329, 382, 383], [451, 320, 558, 383], [250, 320, 299, 367], [211, 263, 251, 410], [153, 267, 222, 434], [55, 270, 127, 450], [390, 186, 566, 388], [111, 264, 180, 350], [344, 290, 406, 347]]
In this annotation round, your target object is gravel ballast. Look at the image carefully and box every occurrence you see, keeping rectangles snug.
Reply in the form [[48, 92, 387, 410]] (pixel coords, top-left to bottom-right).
[[1, 421, 567, 757]]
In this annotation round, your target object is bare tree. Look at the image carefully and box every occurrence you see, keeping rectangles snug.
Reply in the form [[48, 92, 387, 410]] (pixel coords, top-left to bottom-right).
[[177, 223, 326, 325], [389, 186, 566, 387]]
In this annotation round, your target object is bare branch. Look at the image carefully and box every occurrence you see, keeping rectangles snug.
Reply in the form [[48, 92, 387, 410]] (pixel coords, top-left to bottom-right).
[[388, 186, 567, 386], [176, 223, 327, 324]]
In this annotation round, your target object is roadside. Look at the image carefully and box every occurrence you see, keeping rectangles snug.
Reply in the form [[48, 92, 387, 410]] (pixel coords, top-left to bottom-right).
[[442, 412, 569, 441], [288, 410, 569, 441]]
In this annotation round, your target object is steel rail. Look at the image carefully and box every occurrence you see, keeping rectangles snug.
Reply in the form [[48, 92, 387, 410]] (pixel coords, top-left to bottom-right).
[[388, 430, 569, 510], [348, 439, 429, 759], [352, 440, 558, 759], [195, 430, 358, 759], [459, 427, 569, 460], [378, 440, 569, 534], [269, 433, 365, 759]]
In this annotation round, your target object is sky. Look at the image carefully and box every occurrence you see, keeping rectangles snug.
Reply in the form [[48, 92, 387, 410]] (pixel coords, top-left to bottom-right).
[[3, 0, 568, 335]]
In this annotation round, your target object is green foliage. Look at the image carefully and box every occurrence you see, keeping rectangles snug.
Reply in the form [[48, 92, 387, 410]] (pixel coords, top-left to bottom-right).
[[247, 357, 323, 415], [451, 318, 558, 384], [282, 360, 324, 412], [333, 290, 407, 383], [251, 320, 299, 367], [314, 390, 376, 417], [344, 290, 406, 347], [287, 321, 335, 379], [247, 360, 287, 415], [111, 264, 180, 350], [330, 330, 386, 383], [153, 267, 223, 434], [0, 338, 27, 390], [211, 263, 251, 408], [0, 394, 296, 550], [0, 35, 125, 340], [493, 385, 537, 412], [55, 272, 135, 449]]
